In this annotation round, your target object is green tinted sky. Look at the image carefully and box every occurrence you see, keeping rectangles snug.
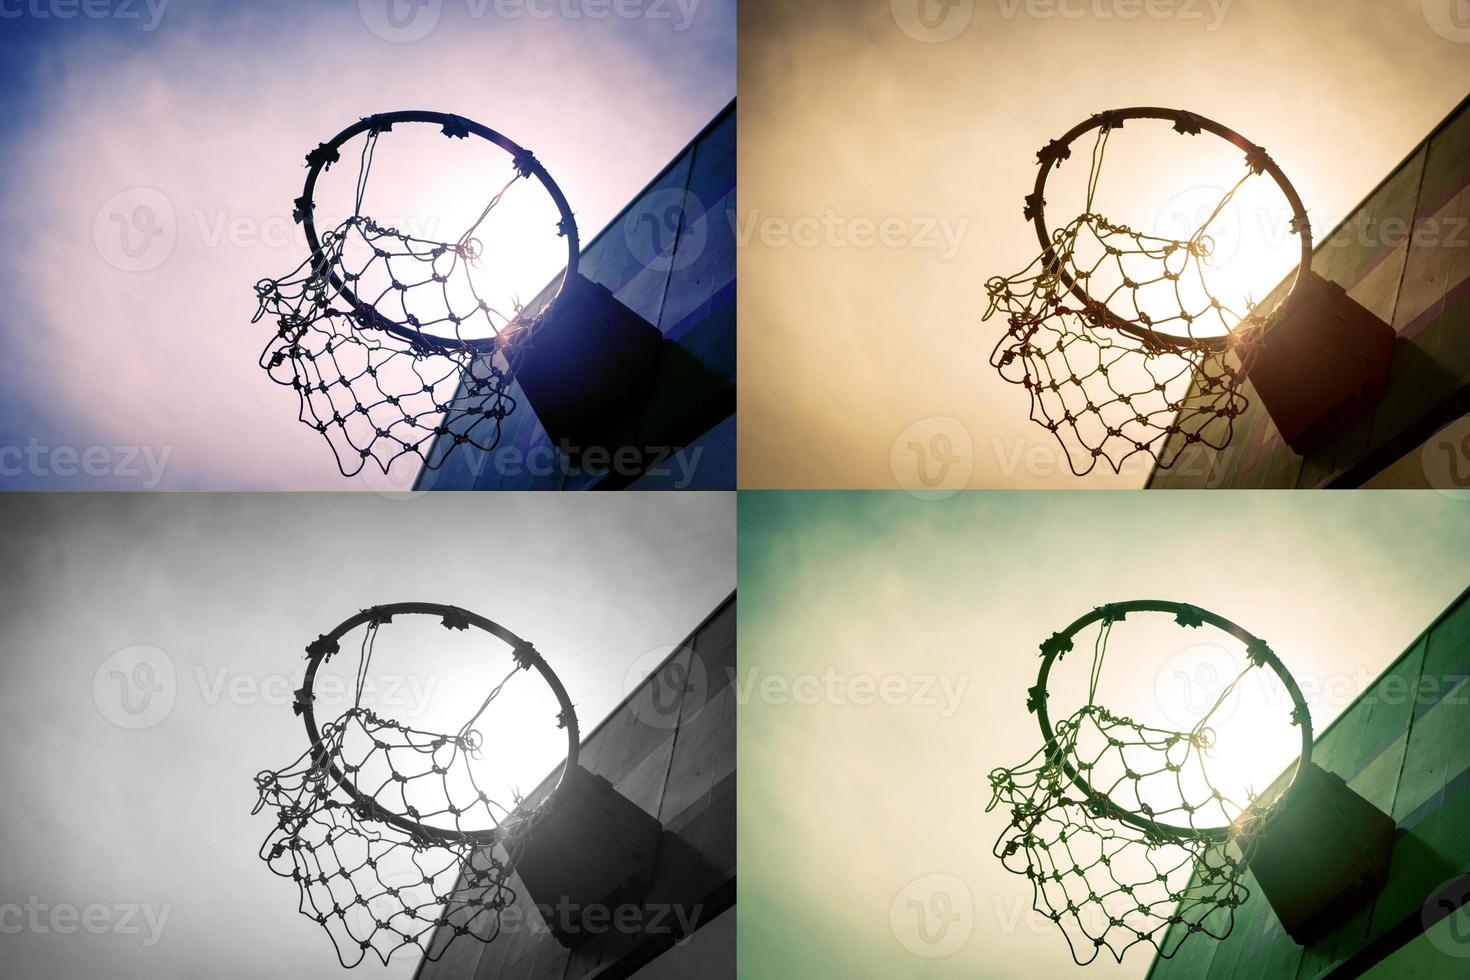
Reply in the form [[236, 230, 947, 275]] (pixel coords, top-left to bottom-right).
[[738, 491, 1470, 979]]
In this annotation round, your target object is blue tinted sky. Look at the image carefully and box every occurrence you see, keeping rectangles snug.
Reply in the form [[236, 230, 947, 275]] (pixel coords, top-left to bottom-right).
[[0, 0, 734, 488]]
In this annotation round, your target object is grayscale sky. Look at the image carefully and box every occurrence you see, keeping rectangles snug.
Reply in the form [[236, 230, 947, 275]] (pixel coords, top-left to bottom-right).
[[0, 491, 735, 980]]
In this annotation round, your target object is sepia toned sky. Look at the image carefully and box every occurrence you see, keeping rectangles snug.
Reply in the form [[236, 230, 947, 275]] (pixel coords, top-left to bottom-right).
[[737, 490, 1470, 979], [738, 0, 1470, 488], [0, 492, 734, 980], [0, 0, 734, 489]]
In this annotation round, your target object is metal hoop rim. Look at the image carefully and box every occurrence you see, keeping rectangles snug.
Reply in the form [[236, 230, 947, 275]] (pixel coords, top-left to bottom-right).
[[299, 601, 581, 848], [1028, 107, 1314, 353], [297, 110, 581, 355], [1032, 599, 1313, 843]]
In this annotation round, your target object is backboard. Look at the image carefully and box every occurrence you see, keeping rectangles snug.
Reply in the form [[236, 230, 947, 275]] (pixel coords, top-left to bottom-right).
[[414, 102, 736, 491], [413, 593, 735, 980], [1149, 93, 1470, 490], [1145, 585, 1470, 979]]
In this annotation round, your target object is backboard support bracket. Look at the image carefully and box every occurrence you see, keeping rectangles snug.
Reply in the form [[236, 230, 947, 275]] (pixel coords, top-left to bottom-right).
[[510, 765, 665, 949], [1240, 761, 1396, 946], [1242, 271, 1397, 456], [511, 274, 664, 465]]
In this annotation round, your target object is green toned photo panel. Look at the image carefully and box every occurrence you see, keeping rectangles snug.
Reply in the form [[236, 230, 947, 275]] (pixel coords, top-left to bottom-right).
[[738, 491, 1470, 979]]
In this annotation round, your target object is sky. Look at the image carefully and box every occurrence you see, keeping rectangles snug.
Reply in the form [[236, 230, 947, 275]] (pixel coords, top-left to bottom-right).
[[0, 0, 734, 489], [737, 490, 1470, 979], [0, 491, 735, 980], [738, 0, 1470, 489]]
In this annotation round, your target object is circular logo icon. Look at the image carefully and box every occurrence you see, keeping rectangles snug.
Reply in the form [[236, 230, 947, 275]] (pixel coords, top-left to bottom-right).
[[891, 0, 974, 42], [890, 873, 974, 958], [360, 453, 430, 501], [1152, 640, 1251, 731], [623, 188, 708, 274], [1154, 184, 1245, 274], [1423, 0, 1470, 42], [890, 417, 974, 499], [1422, 416, 1470, 500], [93, 645, 176, 730], [1424, 877, 1470, 959], [359, 0, 442, 43], [92, 188, 176, 273], [624, 645, 708, 731]]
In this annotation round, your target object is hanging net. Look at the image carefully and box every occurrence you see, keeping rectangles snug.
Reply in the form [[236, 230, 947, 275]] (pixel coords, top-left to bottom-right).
[[987, 604, 1305, 965], [984, 114, 1301, 476], [253, 612, 567, 967], [253, 117, 568, 478]]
